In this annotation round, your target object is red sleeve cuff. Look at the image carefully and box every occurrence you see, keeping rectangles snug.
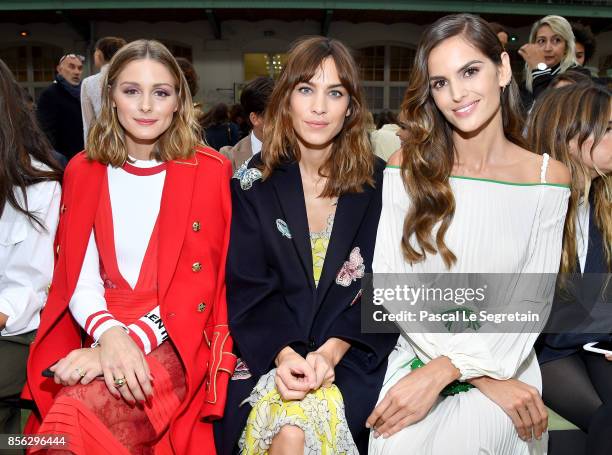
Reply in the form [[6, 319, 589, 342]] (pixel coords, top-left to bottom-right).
[[201, 325, 236, 421]]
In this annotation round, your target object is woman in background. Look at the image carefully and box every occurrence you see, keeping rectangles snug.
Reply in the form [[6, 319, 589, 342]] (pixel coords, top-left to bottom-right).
[[519, 15, 583, 107], [529, 82, 612, 455]]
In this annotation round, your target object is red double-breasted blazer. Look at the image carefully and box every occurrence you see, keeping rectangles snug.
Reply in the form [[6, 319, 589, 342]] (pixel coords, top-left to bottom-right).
[[24, 146, 236, 454]]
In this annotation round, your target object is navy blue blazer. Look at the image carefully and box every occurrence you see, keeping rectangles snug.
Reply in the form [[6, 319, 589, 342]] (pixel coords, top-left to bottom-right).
[[538, 194, 611, 364], [214, 153, 397, 454]]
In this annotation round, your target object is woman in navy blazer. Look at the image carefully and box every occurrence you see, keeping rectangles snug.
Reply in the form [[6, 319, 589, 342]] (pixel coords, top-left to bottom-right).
[[528, 82, 612, 454], [214, 37, 397, 454]]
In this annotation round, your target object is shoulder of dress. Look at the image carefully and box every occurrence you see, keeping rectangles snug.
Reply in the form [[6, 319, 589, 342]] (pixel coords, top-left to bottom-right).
[[63, 152, 103, 185], [64, 151, 93, 172], [194, 145, 229, 167]]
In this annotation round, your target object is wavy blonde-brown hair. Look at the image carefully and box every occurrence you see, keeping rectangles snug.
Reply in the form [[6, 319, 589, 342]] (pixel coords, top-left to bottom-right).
[[527, 82, 611, 273], [87, 39, 200, 165], [261, 36, 374, 197], [399, 14, 526, 269]]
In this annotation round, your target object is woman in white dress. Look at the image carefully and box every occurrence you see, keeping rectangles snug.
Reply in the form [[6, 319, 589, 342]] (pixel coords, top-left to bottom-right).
[[368, 14, 570, 455]]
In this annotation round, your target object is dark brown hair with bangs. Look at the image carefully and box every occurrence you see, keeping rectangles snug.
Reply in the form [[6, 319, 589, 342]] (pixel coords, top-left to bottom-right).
[[261, 36, 374, 197]]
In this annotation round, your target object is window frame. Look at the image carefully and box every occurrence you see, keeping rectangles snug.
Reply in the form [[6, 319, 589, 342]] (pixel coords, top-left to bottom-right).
[[357, 43, 415, 113], [0, 42, 63, 99]]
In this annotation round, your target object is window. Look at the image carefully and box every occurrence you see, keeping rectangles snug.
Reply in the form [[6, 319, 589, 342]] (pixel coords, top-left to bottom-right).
[[356, 45, 414, 113], [243, 53, 287, 81], [359, 45, 385, 82], [0, 44, 62, 99]]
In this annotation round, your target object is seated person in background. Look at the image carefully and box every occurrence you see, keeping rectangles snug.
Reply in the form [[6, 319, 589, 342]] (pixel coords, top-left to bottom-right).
[[571, 23, 596, 68], [175, 57, 206, 132], [220, 76, 274, 171], [488, 22, 510, 48], [550, 67, 594, 89], [528, 82, 612, 455], [370, 110, 401, 162], [203, 102, 241, 151], [230, 103, 251, 140], [519, 15, 585, 109]]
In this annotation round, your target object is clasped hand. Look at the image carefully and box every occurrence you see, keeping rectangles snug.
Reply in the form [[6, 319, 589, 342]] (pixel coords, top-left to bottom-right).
[[274, 347, 335, 401], [365, 357, 549, 442], [50, 326, 153, 405]]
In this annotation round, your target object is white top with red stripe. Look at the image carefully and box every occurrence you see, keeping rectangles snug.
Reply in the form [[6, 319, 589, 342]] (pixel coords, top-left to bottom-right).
[[69, 156, 166, 352]]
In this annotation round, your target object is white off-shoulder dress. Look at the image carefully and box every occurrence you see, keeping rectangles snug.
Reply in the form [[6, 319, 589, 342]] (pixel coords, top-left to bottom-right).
[[369, 156, 569, 455]]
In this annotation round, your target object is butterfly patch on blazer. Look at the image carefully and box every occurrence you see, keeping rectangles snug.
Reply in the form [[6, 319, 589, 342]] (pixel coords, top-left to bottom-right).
[[336, 247, 365, 287], [233, 158, 262, 190], [231, 358, 252, 381]]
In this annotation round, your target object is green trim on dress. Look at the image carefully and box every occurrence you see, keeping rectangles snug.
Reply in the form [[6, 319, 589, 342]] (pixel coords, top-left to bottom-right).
[[385, 166, 570, 188]]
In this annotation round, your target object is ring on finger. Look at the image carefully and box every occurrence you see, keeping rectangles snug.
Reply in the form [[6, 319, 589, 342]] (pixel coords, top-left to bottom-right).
[[75, 367, 86, 378], [113, 377, 127, 388]]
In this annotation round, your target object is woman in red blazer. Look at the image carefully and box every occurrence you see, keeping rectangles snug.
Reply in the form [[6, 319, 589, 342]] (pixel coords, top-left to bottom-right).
[[24, 40, 235, 454]]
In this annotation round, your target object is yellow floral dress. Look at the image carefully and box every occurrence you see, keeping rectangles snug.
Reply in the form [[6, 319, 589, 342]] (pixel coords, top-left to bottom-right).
[[239, 215, 358, 455]]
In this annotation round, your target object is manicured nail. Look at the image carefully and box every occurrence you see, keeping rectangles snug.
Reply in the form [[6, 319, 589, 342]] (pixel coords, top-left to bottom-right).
[[373, 431, 380, 438], [365, 423, 371, 429], [382, 433, 389, 439]]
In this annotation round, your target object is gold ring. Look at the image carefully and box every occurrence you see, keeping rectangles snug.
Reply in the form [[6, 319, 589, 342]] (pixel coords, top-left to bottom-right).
[[113, 377, 126, 388], [75, 367, 86, 378]]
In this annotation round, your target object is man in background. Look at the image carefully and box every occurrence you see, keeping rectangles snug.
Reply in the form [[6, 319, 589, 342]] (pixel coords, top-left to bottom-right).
[[37, 53, 84, 161]]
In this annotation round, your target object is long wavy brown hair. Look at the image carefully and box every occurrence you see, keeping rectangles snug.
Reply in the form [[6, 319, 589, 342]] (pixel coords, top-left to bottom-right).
[[399, 14, 526, 268], [87, 40, 200, 165], [527, 82, 611, 273], [261, 36, 374, 197], [0, 58, 62, 229]]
